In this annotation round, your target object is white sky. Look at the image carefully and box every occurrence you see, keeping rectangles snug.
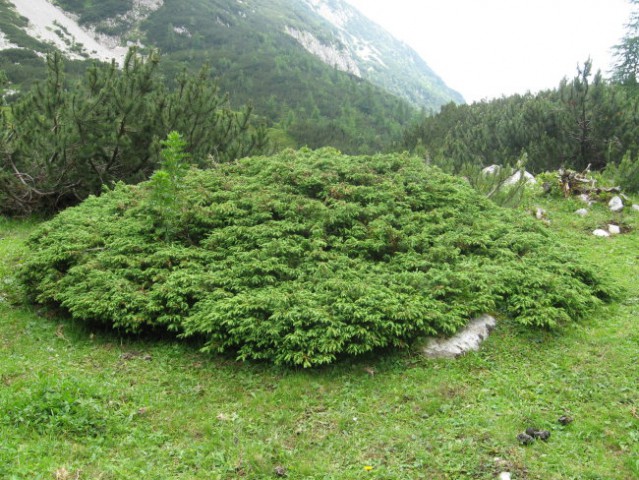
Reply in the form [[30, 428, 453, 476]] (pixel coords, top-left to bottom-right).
[[344, 0, 633, 103]]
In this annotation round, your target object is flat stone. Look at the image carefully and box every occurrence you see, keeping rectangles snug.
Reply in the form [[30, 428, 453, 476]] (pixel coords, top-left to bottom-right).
[[609, 196, 624, 212], [593, 229, 610, 237], [422, 315, 496, 358], [608, 224, 621, 235], [575, 208, 589, 216]]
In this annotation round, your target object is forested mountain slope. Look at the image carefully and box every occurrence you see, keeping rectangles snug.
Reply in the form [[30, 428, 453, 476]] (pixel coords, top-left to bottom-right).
[[0, 0, 463, 153]]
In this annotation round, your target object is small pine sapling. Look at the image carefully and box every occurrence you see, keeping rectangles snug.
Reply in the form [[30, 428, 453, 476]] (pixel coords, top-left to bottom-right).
[[149, 131, 190, 239]]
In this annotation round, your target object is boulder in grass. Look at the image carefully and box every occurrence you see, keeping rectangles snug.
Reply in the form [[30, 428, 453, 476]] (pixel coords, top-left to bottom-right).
[[422, 315, 496, 358], [633, 204, 639, 212], [609, 196, 624, 212], [593, 229, 611, 237], [575, 208, 589, 217], [608, 224, 621, 235]]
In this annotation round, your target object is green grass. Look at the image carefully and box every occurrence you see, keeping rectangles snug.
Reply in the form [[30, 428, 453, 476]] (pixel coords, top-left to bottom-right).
[[1, 198, 638, 479]]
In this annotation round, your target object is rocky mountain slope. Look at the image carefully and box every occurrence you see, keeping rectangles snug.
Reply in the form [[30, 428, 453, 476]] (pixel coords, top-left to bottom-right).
[[0, 0, 463, 152]]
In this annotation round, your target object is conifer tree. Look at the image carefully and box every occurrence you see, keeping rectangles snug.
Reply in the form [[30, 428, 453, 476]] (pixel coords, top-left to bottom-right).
[[0, 49, 268, 215], [613, 0, 639, 87]]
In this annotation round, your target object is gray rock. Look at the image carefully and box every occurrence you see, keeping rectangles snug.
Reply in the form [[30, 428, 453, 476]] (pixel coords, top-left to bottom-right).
[[575, 208, 589, 216], [593, 229, 611, 237], [504, 170, 536, 186], [481, 165, 536, 186], [482, 164, 501, 175], [608, 224, 621, 235], [526, 427, 551, 441], [558, 415, 574, 425], [578, 194, 592, 205], [633, 204, 639, 212], [517, 433, 534, 445], [536, 430, 551, 441], [422, 315, 496, 358], [535, 207, 546, 219], [609, 196, 624, 212], [498, 473, 512, 480]]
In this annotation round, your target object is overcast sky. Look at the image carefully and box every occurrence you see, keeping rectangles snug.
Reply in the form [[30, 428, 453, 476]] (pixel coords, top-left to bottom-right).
[[344, 0, 633, 103]]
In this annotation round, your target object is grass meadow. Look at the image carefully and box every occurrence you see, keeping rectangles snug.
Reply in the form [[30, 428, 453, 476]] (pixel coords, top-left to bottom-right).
[[1, 196, 638, 479]]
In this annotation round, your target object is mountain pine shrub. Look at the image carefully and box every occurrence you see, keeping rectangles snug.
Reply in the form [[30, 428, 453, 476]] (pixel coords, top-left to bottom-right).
[[20, 149, 616, 366], [604, 152, 639, 193]]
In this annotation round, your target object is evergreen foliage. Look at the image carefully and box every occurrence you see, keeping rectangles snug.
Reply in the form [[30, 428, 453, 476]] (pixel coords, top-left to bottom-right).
[[52, 0, 133, 26], [20, 149, 614, 367], [148, 131, 190, 239], [403, 63, 639, 174], [1, 0, 426, 156], [0, 50, 267, 215], [604, 151, 639, 192], [613, 0, 639, 87]]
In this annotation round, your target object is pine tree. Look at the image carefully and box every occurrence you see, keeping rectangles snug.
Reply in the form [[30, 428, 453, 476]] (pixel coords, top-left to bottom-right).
[[613, 0, 639, 87], [0, 49, 268, 215]]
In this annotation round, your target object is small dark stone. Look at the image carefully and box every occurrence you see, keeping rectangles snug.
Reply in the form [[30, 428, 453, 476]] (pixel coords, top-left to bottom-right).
[[536, 430, 551, 441], [558, 415, 574, 425], [517, 433, 534, 446], [274, 465, 287, 477], [525, 427, 551, 441]]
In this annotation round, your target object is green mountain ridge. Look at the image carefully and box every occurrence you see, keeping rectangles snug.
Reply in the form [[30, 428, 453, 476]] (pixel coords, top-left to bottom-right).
[[0, 0, 463, 153]]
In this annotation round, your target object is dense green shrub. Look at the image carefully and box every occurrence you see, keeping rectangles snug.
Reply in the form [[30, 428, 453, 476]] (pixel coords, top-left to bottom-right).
[[0, 50, 267, 216], [20, 149, 615, 366], [604, 152, 639, 193]]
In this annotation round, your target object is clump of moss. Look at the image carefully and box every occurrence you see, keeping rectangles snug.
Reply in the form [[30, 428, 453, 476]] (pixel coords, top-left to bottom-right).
[[21, 148, 615, 366]]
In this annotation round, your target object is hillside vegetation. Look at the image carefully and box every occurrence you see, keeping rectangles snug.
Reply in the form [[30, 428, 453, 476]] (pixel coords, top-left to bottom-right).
[[0, 50, 267, 215], [20, 147, 615, 366], [404, 60, 639, 186], [1, 194, 638, 478], [1, 2, 639, 477], [0, 0, 463, 154]]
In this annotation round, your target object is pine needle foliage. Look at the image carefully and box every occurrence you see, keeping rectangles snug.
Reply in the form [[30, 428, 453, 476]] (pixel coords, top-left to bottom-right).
[[0, 50, 267, 215], [148, 131, 190, 240], [20, 149, 615, 366]]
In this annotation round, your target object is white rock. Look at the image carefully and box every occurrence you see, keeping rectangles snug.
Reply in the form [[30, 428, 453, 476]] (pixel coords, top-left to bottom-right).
[[593, 229, 611, 237], [285, 26, 361, 77], [481, 164, 501, 175], [504, 170, 536, 186], [609, 196, 624, 212], [608, 224, 621, 235], [575, 208, 589, 216], [535, 208, 546, 219], [499, 473, 512, 480], [578, 194, 592, 205], [8, 0, 163, 66], [482, 165, 536, 187], [633, 204, 639, 212], [422, 315, 496, 359]]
